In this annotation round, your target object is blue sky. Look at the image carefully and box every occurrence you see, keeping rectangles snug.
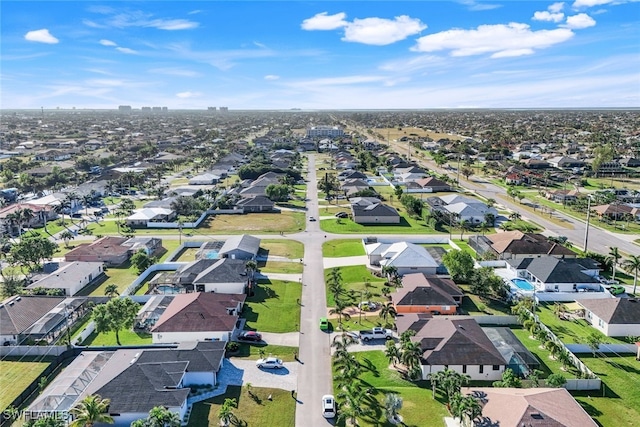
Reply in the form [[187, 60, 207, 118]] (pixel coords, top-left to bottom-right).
[[1, 1, 639, 109]]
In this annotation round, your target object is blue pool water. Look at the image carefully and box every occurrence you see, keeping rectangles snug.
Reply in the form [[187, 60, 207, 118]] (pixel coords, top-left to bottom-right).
[[204, 251, 219, 259], [511, 278, 535, 291], [156, 285, 181, 294]]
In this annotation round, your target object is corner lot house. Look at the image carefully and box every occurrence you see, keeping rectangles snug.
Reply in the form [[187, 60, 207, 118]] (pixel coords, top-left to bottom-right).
[[351, 203, 400, 224], [579, 298, 640, 337], [460, 387, 597, 427], [365, 241, 440, 276], [151, 292, 245, 344], [396, 314, 506, 381], [218, 234, 260, 260], [27, 341, 226, 426]]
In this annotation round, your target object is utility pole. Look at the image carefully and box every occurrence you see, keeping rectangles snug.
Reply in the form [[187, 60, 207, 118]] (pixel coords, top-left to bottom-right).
[[583, 196, 592, 254]]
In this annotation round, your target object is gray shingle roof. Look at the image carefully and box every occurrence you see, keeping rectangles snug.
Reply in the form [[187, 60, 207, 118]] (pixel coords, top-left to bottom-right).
[[219, 234, 260, 258], [579, 298, 640, 324], [0, 296, 65, 335], [508, 256, 600, 284]]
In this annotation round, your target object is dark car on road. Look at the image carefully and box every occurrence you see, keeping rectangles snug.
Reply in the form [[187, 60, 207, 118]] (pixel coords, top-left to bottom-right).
[[238, 331, 262, 342]]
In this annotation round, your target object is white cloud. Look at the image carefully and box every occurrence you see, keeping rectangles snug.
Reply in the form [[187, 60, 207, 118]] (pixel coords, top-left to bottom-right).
[[286, 75, 387, 88], [115, 47, 138, 54], [301, 12, 347, 30], [24, 29, 59, 44], [572, 0, 615, 7], [492, 48, 535, 58], [99, 39, 117, 46], [342, 16, 427, 45], [148, 68, 201, 77], [412, 23, 574, 58], [549, 2, 566, 13], [176, 91, 201, 98], [302, 12, 426, 45], [459, 0, 502, 11], [147, 19, 199, 30], [563, 13, 597, 28], [264, 75, 280, 81], [533, 11, 565, 22]]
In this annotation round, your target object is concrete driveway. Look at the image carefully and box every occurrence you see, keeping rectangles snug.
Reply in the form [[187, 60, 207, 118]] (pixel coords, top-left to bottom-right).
[[218, 358, 299, 391]]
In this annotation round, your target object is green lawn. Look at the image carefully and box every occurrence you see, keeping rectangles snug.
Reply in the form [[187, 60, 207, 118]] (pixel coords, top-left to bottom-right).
[[243, 280, 302, 333], [259, 239, 304, 259], [173, 247, 199, 262], [79, 328, 152, 346], [510, 328, 580, 379], [334, 351, 448, 427], [188, 386, 295, 427], [323, 239, 366, 257], [320, 216, 440, 235], [574, 355, 640, 427], [458, 291, 512, 316], [324, 265, 386, 307], [76, 262, 140, 296], [535, 303, 628, 345], [257, 260, 303, 274], [157, 240, 181, 262], [230, 344, 298, 362], [0, 359, 51, 411]]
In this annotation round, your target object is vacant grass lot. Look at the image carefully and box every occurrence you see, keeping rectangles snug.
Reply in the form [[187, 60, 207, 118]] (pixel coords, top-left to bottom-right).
[[173, 247, 199, 262], [257, 260, 303, 274], [321, 216, 439, 234], [259, 239, 304, 259], [76, 262, 139, 296], [201, 212, 305, 234], [323, 239, 366, 257], [536, 304, 628, 345], [324, 265, 386, 307], [244, 280, 302, 333], [0, 359, 51, 411], [574, 355, 640, 427], [333, 351, 448, 427], [188, 386, 295, 427]]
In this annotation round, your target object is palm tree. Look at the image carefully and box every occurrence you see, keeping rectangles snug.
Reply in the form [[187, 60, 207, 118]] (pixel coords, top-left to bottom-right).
[[104, 284, 119, 298], [508, 211, 521, 221], [378, 302, 397, 326], [556, 350, 574, 371], [385, 340, 400, 367], [400, 341, 423, 379], [337, 382, 374, 426], [381, 265, 398, 281], [18, 208, 35, 236], [440, 369, 471, 403], [217, 398, 237, 427], [329, 299, 351, 329], [458, 219, 470, 240], [552, 302, 566, 319], [429, 369, 448, 399], [606, 247, 622, 282], [60, 230, 75, 248], [622, 255, 640, 295], [69, 394, 114, 427], [460, 394, 483, 427], [383, 393, 403, 423]]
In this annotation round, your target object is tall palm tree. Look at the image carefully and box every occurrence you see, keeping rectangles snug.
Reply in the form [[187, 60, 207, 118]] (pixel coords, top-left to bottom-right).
[[69, 394, 114, 427], [400, 341, 423, 379], [622, 255, 640, 295], [329, 299, 351, 329], [385, 340, 400, 367], [606, 247, 622, 282], [460, 395, 483, 427], [378, 302, 397, 326], [337, 382, 374, 426], [60, 230, 75, 248], [18, 208, 35, 236], [104, 284, 119, 298]]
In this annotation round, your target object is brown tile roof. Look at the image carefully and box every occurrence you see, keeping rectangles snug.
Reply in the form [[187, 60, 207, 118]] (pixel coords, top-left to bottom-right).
[[462, 387, 598, 427], [393, 274, 462, 307], [64, 236, 129, 258], [579, 298, 640, 325], [397, 315, 506, 366], [151, 292, 246, 333], [487, 231, 574, 257], [0, 295, 65, 335]]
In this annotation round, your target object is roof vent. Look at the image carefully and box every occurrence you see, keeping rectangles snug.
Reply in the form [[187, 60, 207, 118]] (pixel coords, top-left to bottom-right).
[[8, 302, 14, 306], [15, 297, 21, 301]]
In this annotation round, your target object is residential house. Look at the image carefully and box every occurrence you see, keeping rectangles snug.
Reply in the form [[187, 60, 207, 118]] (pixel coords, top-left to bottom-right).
[[341, 178, 372, 197], [236, 195, 275, 213], [506, 256, 602, 293], [592, 203, 636, 221], [65, 236, 131, 266], [27, 341, 226, 426], [547, 156, 584, 169], [365, 242, 439, 276], [157, 258, 252, 294], [34, 149, 73, 161], [135, 295, 173, 331], [413, 176, 451, 193], [0, 295, 74, 345], [395, 315, 507, 381], [545, 189, 580, 204], [579, 298, 640, 337], [151, 292, 246, 343], [27, 262, 104, 296], [460, 387, 598, 427], [351, 202, 400, 224], [470, 231, 576, 260], [143, 197, 178, 210], [125, 207, 176, 227], [189, 173, 220, 185], [0, 203, 57, 235], [121, 237, 164, 256], [392, 274, 463, 315], [218, 234, 261, 260]]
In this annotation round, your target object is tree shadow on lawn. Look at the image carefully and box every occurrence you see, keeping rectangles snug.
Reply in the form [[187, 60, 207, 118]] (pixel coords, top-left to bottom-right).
[[359, 358, 380, 377], [247, 284, 278, 303], [241, 306, 259, 324]]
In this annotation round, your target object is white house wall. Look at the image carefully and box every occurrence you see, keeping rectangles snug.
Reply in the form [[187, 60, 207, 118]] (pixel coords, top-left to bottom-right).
[[153, 331, 230, 344], [201, 282, 246, 294], [586, 311, 640, 337], [422, 364, 505, 381], [183, 371, 215, 386]]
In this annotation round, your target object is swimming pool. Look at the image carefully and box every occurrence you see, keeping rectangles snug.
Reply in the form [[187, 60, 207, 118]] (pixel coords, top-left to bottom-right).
[[511, 278, 535, 291], [156, 285, 181, 294]]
